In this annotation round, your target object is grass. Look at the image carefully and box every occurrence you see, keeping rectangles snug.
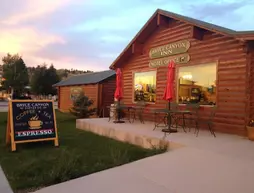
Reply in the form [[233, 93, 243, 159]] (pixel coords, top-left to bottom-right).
[[0, 111, 166, 193]]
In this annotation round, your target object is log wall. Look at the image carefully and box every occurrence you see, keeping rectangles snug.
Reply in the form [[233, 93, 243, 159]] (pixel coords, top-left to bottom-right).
[[120, 20, 248, 136], [98, 77, 116, 117], [249, 46, 254, 122], [59, 84, 98, 113]]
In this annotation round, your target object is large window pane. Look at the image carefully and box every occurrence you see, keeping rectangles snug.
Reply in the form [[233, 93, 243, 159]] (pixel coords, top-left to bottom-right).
[[177, 63, 217, 105], [134, 71, 156, 102]]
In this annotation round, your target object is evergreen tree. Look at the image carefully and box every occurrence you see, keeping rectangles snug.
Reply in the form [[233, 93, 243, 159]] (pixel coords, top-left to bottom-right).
[[30, 64, 60, 95], [2, 53, 29, 95], [70, 92, 97, 118], [30, 65, 47, 95]]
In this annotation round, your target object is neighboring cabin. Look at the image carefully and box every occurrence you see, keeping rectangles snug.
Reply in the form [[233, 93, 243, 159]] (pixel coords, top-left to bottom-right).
[[53, 70, 116, 117]]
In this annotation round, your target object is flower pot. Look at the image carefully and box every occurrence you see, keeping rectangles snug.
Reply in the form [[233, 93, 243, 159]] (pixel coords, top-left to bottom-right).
[[246, 126, 254, 141]]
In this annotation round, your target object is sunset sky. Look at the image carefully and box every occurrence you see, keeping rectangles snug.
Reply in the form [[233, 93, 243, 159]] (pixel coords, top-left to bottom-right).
[[0, 0, 253, 71]]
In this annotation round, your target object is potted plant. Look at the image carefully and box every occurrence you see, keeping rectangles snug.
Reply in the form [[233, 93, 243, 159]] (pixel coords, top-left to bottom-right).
[[246, 120, 254, 141]]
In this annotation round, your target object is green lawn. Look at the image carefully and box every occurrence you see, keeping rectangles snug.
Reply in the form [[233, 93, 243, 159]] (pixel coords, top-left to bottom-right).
[[0, 111, 165, 193]]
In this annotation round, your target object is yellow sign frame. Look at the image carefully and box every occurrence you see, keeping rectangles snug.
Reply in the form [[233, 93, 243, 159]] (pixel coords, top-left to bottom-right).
[[6, 100, 59, 152]]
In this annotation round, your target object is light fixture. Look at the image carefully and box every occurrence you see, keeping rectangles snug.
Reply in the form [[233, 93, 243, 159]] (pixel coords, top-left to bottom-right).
[[182, 74, 192, 80]]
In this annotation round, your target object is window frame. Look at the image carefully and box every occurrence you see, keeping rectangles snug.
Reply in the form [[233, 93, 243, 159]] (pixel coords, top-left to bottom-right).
[[176, 61, 218, 107], [132, 69, 157, 104]]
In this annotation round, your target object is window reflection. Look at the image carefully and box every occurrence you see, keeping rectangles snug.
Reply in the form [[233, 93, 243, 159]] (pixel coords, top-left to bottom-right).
[[178, 63, 216, 105], [134, 71, 156, 102]]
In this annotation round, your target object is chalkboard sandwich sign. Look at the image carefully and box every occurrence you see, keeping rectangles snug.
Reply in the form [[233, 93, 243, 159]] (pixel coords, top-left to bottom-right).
[[6, 100, 59, 151]]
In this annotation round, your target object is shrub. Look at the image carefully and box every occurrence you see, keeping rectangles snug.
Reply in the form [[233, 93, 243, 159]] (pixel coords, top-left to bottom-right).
[[69, 92, 96, 118]]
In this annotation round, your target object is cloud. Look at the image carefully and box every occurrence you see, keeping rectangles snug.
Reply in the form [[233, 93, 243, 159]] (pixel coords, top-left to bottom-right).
[[0, 27, 65, 56], [0, 0, 254, 72], [72, 5, 157, 32], [1, 0, 73, 25], [183, 0, 254, 30], [100, 35, 129, 43]]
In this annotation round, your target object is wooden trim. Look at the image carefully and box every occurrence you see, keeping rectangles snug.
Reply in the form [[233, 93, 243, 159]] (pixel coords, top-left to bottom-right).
[[190, 26, 205, 40], [235, 35, 254, 41], [95, 84, 99, 116], [175, 66, 179, 103], [52, 102, 59, 147], [157, 14, 169, 28], [98, 83, 103, 116], [245, 42, 252, 126], [58, 87, 60, 109], [156, 13, 160, 26]]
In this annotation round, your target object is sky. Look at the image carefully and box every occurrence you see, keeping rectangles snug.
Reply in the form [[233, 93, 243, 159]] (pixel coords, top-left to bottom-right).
[[0, 0, 254, 71]]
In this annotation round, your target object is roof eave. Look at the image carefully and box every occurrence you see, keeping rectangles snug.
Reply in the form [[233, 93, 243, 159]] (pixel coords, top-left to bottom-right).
[[53, 73, 116, 87], [235, 34, 254, 41]]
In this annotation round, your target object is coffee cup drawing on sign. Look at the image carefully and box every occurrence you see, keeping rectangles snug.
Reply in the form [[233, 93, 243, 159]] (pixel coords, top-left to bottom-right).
[[28, 115, 43, 129]]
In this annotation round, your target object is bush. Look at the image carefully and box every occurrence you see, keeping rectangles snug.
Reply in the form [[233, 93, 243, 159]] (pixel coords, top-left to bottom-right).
[[69, 92, 96, 118]]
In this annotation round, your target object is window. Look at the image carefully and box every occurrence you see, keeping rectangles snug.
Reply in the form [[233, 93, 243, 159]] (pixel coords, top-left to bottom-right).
[[134, 71, 156, 103], [177, 63, 217, 105]]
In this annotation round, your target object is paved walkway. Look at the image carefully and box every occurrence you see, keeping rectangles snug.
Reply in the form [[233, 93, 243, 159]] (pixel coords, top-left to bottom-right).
[[35, 146, 254, 193], [34, 123, 254, 193], [0, 167, 13, 193]]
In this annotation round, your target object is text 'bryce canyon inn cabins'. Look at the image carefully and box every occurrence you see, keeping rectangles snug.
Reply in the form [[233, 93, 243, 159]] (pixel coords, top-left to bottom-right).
[[109, 9, 254, 136]]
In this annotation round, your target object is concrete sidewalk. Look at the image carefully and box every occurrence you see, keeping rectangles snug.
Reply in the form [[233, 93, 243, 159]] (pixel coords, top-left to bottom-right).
[[0, 167, 13, 193], [34, 119, 254, 193], [34, 145, 254, 193]]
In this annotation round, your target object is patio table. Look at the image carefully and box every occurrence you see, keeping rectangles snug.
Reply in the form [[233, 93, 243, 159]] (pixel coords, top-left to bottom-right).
[[131, 105, 146, 123], [152, 108, 191, 134], [107, 105, 134, 123]]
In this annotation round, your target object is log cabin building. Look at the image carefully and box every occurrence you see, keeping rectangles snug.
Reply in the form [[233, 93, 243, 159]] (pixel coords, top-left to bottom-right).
[[109, 9, 254, 136], [53, 70, 116, 117]]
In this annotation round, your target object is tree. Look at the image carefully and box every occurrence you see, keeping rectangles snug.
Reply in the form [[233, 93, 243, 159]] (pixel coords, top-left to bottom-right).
[[30, 64, 60, 95], [44, 64, 60, 95], [1, 53, 29, 95], [69, 92, 96, 118], [30, 65, 47, 95]]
